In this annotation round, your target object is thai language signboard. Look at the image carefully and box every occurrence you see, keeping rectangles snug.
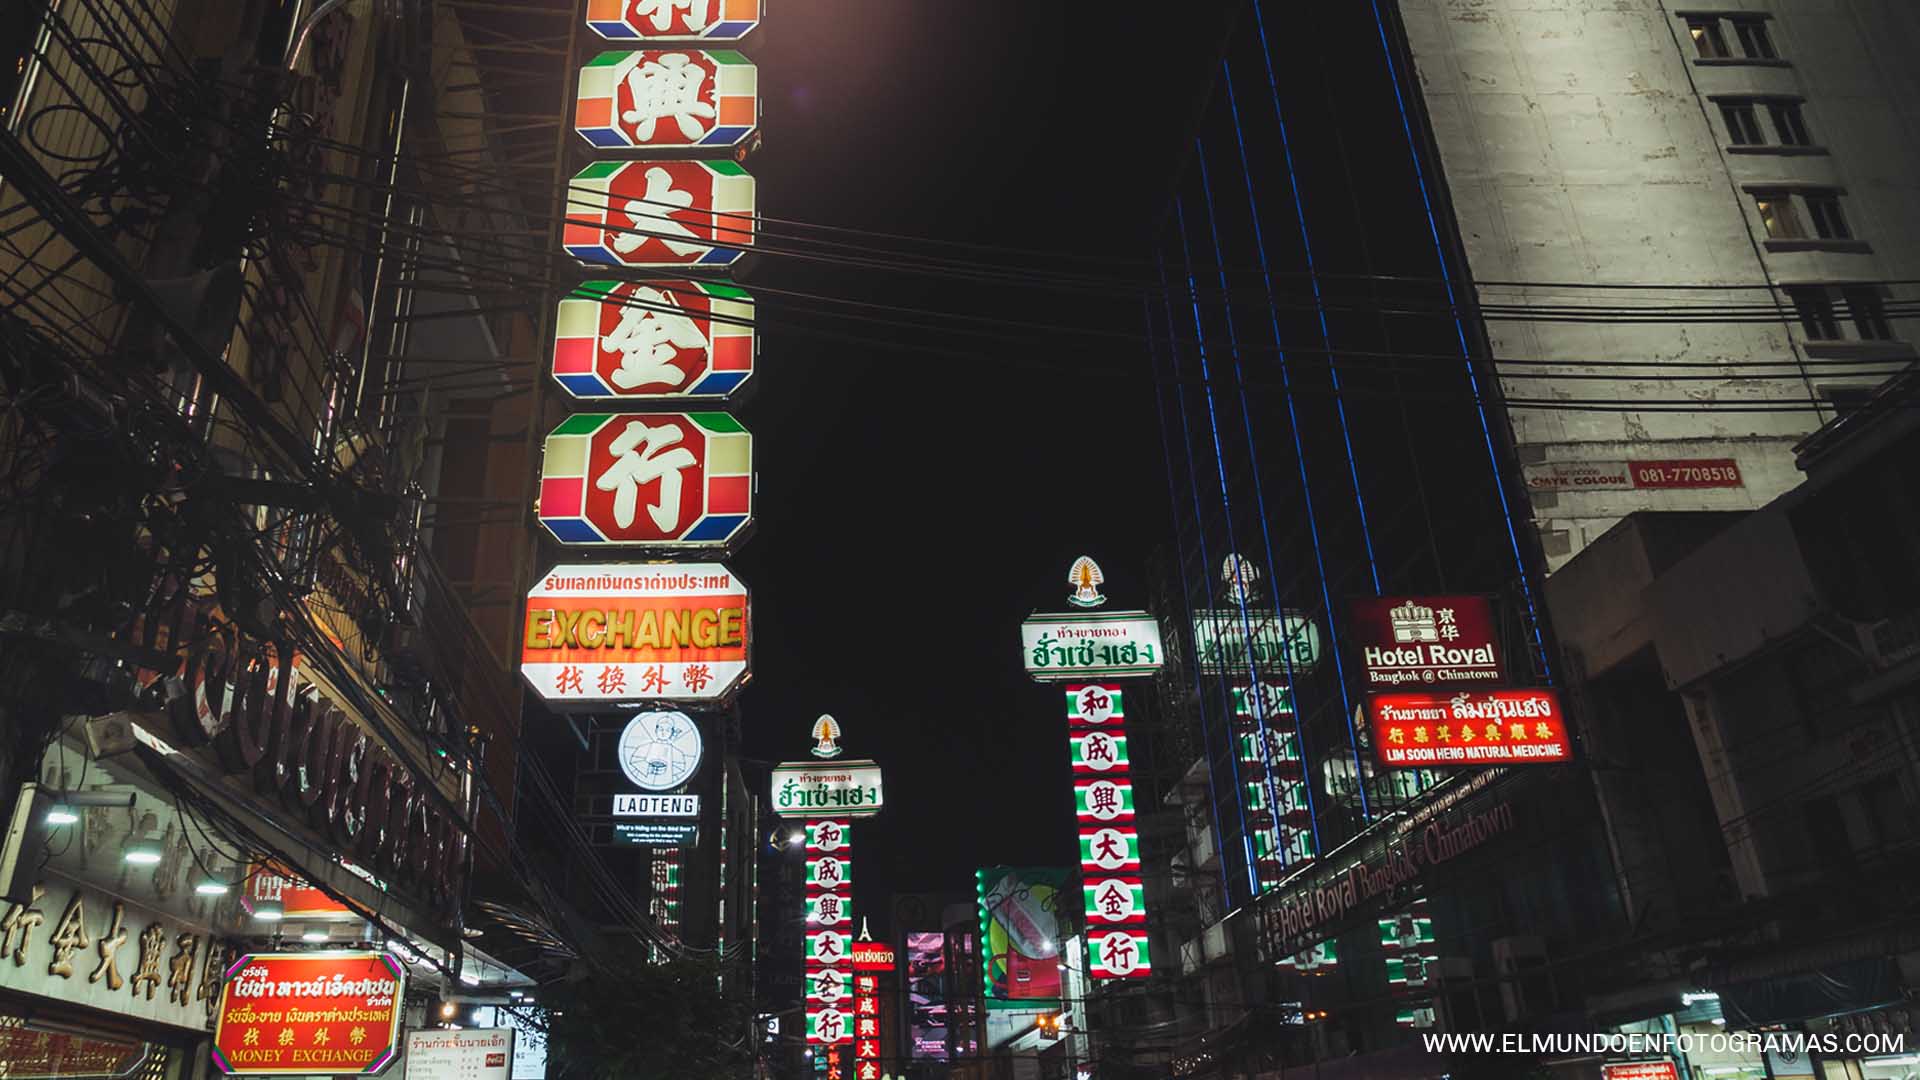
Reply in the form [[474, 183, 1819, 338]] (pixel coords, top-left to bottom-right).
[[1364, 690, 1571, 767], [1020, 611, 1164, 681], [551, 280, 754, 401], [403, 1027, 515, 1080], [564, 160, 754, 269], [575, 50, 757, 151], [1189, 609, 1320, 675], [521, 562, 748, 704], [211, 952, 404, 1075], [1348, 595, 1505, 689], [771, 761, 883, 819], [536, 413, 752, 549]]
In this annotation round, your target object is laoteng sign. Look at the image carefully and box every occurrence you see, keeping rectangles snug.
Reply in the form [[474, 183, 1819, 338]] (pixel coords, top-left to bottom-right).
[[521, 563, 749, 705], [1020, 611, 1164, 681], [771, 761, 884, 819]]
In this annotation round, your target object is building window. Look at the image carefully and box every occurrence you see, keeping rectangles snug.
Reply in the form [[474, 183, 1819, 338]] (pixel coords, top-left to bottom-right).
[[1755, 193, 1806, 240], [1721, 102, 1764, 145], [1841, 287, 1893, 340], [1789, 287, 1841, 340], [1730, 16, 1778, 60], [1687, 17, 1731, 58], [1804, 192, 1852, 240], [1769, 101, 1811, 146]]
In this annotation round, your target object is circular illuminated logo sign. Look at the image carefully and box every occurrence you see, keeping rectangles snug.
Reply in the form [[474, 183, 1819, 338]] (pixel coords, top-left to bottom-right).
[[618, 711, 704, 791]]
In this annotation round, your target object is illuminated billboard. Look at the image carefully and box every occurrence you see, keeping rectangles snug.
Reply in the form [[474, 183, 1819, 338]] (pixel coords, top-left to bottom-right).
[[551, 280, 754, 401], [575, 50, 758, 152], [975, 867, 1067, 1005], [520, 563, 749, 705], [906, 932, 947, 1061], [535, 413, 752, 550]]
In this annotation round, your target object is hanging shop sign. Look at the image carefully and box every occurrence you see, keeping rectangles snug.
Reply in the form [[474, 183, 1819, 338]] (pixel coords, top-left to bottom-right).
[[552, 280, 754, 401], [1523, 460, 1632, 493], [1190, 608, 1321, 675], [806, 930, 852, 966], [806, 967, 849, 1004], [1068, 731, 1128, 774], [1062, 684, 1153, 981], [1348, 595, 1506, 689], [1082, 878, 1145, 926], [806, 856, 852, 891], [211, 952, 404, 1075], [613, 793, 701, 816], [1073, 778, 1135, 823], [805, 818, 850, 853], [805, 1006, 851, 1045], [243, 863, 356, 921], [1085, 928, 1150, 980], [1021, 611, 1164, 681], [536, 413, 752, 549], [576, 50, 758, 151], [853, 972, 881, 1078], [1364, 690, 1571, 767], [584, 0, 761, 42], [564, 160, 754, 269], [521, 562, 749, 704], [771, 762, 884, 819], [0, 878, 229, 1035], [616, 711, 705, 791], [1079, 827, 1141, 874], [851, 942, 895, 970], [403, 1028, 515, 1080]]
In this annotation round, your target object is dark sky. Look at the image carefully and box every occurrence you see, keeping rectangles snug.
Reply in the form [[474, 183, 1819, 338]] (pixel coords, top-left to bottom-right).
[[728, 3, 1232, 919]]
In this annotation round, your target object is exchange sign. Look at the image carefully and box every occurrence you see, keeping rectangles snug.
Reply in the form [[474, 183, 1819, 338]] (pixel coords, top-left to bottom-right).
[[565, 160, 754, 269], [772, 761, 884, 819], [536, 413, 752, 549], [212, 952, 404, 1075], [584, 0, 761, 42], [521, 562, 748, 704], [1021, 611, 1164, 681], [552, 280, 754, 401], [576, 50, 758, 151], [1365, 689, 1572, 767]]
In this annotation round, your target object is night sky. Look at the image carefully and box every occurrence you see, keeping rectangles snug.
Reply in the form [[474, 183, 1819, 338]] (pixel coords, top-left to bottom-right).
[[727, 4, 1232, 918]]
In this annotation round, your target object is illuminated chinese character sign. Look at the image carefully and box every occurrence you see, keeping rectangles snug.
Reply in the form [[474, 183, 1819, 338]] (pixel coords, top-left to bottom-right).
[[565, 160, 754, 268], [520, 562, 749, 705], [975, 867, 1067, 1004], [212, 952, 404, 1074], [1020, 611, 1164, 681], [1064, 684, 1151, 981], [1348, 595, 1505, 689], [1365, 690, 1571, 766], [584, 0, 761, 42], [576, 50, 758, 151], [537, 413, 752, 549], [552, 280, 754, 401]]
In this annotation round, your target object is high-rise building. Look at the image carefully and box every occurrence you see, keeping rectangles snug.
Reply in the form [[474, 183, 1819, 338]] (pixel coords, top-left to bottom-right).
[[1397, 0, 1920, 569]]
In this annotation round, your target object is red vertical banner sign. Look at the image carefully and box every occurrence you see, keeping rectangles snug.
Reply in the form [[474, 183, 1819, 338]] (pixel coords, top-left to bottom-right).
[[1066, 684, 1151, 980], [805, 819, 854, 1046], [852, 972, 879, 1079]]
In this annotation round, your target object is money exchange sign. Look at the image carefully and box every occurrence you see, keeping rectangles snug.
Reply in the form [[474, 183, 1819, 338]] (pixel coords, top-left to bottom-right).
[[520, 562, 749, 704], [211, 952, 404, 1075]]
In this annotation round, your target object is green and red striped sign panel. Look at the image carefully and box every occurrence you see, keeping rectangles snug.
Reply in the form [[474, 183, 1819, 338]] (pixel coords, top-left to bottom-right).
[[575, 50, 757, 151], [585, 0, 760, 41], [564, 160, 754, 269], [1087, 929, 1150, 980]]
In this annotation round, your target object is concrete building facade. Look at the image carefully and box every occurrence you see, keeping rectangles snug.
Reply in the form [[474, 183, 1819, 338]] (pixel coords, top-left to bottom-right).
[[1398, 0, 1920, 569]]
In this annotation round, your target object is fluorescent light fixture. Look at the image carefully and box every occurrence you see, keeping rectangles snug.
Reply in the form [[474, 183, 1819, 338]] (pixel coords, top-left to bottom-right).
[[195, 882, 230, 896], [252, 899, 285, 922], [123, 838, 163, 865], [1681, 991, 1720, 1005], [460, 971, 481, 986], [44, 806, 79, 826], [301, 930, 328, 942], [1867, 1056, 1920, 1067], [789, 831, 805, 845]]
